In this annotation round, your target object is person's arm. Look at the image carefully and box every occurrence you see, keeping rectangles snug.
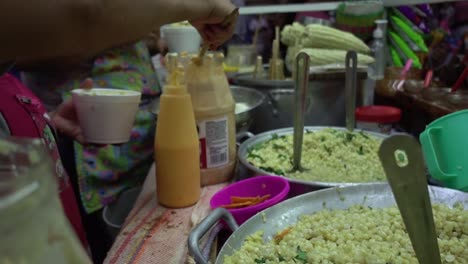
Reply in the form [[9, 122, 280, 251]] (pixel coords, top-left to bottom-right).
[[0, 0, 236, 62]]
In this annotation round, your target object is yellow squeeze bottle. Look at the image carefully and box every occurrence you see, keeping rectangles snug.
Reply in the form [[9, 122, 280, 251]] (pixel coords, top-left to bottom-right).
[[186, 53, 237, 186], [154, 67, 200, 208]]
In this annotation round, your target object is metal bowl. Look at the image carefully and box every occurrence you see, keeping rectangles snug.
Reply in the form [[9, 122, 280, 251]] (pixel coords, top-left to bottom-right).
[[189, 183, 468, 264], [403, 80, 424, 94], [231, 86, 266, 132], [445, 90, 468, 107], [421, 87, 451, 101], [232, 72, 294, 90], [237, 126, 388, 191]]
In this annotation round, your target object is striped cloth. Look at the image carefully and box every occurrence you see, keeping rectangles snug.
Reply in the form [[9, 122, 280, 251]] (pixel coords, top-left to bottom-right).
[[104, 164, 227, 264]]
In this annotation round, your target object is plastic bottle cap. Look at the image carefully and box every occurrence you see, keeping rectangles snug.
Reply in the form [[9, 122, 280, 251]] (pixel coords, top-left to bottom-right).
[[164, 84, 186, 95], [355, 105, 401, 123], [373, 27, 383, 39]]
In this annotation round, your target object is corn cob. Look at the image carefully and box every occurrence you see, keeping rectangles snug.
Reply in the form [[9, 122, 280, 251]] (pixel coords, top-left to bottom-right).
[[281, 22, 306, 46], [302, 24, 371, 54], [300, 48, 375, 66]]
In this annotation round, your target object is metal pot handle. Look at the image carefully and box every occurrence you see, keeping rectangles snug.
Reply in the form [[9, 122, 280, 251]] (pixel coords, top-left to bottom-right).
[[236, 131, 255, 144], [188, 208, 239, 264]]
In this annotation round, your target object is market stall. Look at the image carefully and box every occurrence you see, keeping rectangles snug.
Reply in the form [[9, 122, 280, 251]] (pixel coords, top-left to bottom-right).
[[103, 1, 468, 263], [2, 0, 468, 263]]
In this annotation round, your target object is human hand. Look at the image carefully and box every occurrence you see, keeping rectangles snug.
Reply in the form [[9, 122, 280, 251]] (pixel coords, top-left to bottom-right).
[[50, 99, 85, 144], [189, 0, 239, 50], [49, 78, 94, 144]]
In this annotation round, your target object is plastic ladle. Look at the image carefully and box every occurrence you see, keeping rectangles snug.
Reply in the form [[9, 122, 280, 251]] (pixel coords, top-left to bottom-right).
[[450, 64, 468, 93], [378, 135, 442, 264], [395, 59, 413, 91]]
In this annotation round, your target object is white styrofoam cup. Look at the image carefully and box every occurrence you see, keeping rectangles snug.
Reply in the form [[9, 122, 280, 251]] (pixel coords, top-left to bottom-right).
[[72, 88, 141, 144], [161, 25, 202, 53]]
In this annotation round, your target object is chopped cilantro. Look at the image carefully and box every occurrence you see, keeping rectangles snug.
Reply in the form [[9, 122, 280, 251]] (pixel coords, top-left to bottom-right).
[[295, 246, 308, 263], [247, 152, 265, 162], [273, 143, 286, 151], [358, 146, 364, 155], [359, 131, 369, 139], [346, 132, 355, 142], [249, 144, 263, 151], [259, 166, 283, 175]]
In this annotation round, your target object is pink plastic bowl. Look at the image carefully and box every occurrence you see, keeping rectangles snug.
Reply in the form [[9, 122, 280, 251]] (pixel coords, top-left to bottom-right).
[[210, 175, 290, 225]]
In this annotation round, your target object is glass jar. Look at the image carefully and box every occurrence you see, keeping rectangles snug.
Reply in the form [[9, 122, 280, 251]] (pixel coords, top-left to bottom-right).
[[0, 137, 91, 264]]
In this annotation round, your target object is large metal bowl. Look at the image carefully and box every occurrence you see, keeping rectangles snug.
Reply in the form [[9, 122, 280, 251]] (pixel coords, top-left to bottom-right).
[[237, 126, 388, 191], [233, 72, 294, 89], [231, 86, 265, 132], [421, 87, 451, 101], [231, 69, 369, 133], [403, 80, 424, 94], [445, 90, 468, 107], [189, 183, 468, 264]]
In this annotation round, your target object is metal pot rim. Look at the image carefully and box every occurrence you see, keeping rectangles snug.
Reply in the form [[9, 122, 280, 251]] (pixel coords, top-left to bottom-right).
[[232, 68, 368, 89], [230, 85, 266, 114], [237, 126, 389, 187]]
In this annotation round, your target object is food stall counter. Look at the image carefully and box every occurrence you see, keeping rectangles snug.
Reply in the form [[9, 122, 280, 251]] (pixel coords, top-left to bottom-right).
[[104, 164, 227, 264]]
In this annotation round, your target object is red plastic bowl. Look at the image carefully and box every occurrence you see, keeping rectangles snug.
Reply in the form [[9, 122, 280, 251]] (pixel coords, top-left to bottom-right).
[[210, 175, 290, 225]]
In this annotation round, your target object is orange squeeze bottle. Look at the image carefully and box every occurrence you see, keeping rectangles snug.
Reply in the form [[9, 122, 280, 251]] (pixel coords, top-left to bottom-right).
[[154, 67, 200, 208]]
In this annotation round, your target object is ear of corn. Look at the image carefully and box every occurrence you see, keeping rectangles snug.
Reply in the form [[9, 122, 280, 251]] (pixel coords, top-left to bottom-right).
[[281, 22, 306, 46], [303, 24, 371, 54], [300, 48, 375, 66]]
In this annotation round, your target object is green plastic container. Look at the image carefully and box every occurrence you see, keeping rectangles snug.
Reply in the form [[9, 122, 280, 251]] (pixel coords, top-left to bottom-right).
[[420, 110, 468, 191]]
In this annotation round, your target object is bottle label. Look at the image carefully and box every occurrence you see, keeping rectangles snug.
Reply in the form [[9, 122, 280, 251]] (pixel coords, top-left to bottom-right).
[[197, 116, 229, 169]]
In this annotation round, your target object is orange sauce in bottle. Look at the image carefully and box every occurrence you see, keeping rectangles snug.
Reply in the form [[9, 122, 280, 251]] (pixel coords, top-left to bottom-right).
[[154, 67, 200, 208], [186, 53, 236, 186]]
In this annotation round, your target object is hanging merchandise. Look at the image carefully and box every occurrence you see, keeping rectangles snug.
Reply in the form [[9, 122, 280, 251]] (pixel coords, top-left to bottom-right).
[[396, 6, 430, 34], [388, 31, 422, 69], [186, 53, 237, 186], [154, 65, 201, 208], [415, 4, 433, 17], [390, 8, 424, 35], [390, 16, 428, 53], [388, 35, 408, 64], [410, 5, 427, 18], [389, 45, 404, 67]]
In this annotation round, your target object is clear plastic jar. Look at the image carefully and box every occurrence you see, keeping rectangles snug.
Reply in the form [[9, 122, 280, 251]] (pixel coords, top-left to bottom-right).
[[0, 137, 91, 264]]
